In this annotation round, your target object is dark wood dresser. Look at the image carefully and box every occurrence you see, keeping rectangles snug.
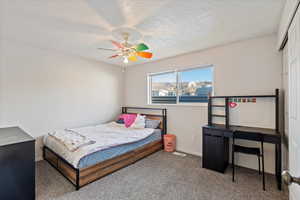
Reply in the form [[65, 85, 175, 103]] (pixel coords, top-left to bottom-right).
[[0, 127, 35, 200]]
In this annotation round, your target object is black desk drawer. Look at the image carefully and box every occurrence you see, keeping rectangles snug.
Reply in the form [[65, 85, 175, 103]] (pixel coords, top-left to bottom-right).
[[234, 131, 261, 141], [203, 127, 224, 137]]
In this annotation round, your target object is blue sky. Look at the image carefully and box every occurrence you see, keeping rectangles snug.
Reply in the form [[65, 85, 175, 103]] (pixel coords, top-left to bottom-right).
[[152, 67, 213, 83]]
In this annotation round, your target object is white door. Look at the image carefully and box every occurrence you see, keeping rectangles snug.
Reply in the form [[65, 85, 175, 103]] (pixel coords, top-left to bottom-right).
[[288, 7, 300, 200]]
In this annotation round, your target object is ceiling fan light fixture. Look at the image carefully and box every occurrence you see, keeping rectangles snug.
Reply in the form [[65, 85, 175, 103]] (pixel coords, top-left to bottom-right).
[[123, 57, 129, 64], [98, 31, 152, 64]]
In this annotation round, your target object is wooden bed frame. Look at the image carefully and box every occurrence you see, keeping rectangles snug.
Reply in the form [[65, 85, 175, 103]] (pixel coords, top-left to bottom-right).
[[43, 107, 167, 190]]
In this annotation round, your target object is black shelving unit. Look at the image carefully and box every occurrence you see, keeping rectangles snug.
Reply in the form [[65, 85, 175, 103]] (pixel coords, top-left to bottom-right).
[[208, 89, 279, 131], [208, 96, 229, 128], [211, 105, 226, 107]]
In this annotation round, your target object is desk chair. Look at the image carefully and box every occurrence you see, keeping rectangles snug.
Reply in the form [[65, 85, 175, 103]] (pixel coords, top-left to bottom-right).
[[232, 132, 265, 190]]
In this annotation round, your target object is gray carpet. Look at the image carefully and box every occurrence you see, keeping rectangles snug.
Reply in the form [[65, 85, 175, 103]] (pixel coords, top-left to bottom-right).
[[36, 151, 288, 200]]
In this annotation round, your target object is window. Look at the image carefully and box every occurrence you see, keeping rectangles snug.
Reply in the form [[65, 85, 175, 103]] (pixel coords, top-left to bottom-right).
[[148, 66, 213, 104], [150, 71, 177, 104]]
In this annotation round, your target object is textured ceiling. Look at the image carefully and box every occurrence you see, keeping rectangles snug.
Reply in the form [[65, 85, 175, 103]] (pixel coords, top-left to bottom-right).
[[1, 0, 285, 66]]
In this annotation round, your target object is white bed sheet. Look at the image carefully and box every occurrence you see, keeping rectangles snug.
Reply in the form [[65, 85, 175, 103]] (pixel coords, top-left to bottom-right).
[[44, 122, 155, 167]]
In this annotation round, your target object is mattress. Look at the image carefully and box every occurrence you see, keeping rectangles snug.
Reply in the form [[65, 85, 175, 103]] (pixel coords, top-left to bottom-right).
[[77, 129, 161, 169], [44, 123, 159, 168]]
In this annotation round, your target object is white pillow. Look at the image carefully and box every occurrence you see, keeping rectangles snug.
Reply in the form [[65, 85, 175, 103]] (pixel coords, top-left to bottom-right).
[[130, 114, 146, 129]]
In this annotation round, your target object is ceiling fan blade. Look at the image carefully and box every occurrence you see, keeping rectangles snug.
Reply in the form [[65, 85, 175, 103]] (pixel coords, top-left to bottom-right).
[[98, 47, 117, 51], [110, 40, 124, 49], [137, 51, 152, 59], [128, 55, 138, 62], [134, 43, 149, 51], [108, 54, 119, 58]]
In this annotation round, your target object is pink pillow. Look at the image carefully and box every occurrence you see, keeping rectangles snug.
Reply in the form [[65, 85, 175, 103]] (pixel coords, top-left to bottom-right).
[[118, 114, 137, 128]]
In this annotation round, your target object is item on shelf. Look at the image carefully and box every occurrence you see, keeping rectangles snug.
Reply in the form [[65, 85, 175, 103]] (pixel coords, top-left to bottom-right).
[[229, 102, 238, 108]]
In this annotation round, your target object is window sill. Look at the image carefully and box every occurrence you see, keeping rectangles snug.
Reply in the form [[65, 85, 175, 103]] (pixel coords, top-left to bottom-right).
[[147, 103, 208, 107]]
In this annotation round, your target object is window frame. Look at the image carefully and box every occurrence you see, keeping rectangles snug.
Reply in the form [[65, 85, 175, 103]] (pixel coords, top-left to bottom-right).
[[147, 65, 214, 106]]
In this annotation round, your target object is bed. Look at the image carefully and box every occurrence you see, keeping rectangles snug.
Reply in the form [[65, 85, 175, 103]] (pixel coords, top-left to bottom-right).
[[43, 107, 167, 190]]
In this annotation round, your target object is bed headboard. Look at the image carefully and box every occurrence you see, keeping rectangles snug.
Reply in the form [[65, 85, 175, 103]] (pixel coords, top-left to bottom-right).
[[121, 107, 167, 135]]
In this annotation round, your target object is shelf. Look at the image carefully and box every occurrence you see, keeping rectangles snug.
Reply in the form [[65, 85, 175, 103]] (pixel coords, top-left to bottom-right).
[[208, 89, 279, 133], [212, 114, 226, 118], [205, 124, 279, 136], [210, 95, 276, 99]]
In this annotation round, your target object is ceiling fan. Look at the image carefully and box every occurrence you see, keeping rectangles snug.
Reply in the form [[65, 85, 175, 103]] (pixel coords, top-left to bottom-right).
[[98, 32, 153, 64]]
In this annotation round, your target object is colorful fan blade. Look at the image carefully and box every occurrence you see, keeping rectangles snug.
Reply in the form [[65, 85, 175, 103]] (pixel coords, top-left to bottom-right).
[[134, 43, 149, 51], [128, 55, 138, 62], [108, 54, 119, 58], [137, 51, 152, 59], [110, 40, 124, 49]]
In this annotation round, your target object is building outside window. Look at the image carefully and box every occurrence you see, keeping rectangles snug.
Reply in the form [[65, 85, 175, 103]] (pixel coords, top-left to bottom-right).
[[148, 65, 213, 104]]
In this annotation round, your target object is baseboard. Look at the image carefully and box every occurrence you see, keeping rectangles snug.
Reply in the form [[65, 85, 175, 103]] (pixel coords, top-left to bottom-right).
[[34, 135, 44, 162], [35, 155, 43, 162], [175, 148, 201, 157]]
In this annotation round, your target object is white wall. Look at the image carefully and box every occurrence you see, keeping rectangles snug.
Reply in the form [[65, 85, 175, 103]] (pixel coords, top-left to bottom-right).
[[277, 0, 300, 49], [124, 35, 282, 174], [282, 44, 289, 170], [0, 38, 123, 161]]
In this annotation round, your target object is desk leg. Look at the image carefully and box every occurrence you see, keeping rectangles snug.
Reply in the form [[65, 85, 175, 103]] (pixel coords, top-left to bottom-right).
[[275, 143, 282, 190]]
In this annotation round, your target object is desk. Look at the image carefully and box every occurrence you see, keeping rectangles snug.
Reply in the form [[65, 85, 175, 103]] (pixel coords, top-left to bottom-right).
[[202, 124, 282, 190]]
